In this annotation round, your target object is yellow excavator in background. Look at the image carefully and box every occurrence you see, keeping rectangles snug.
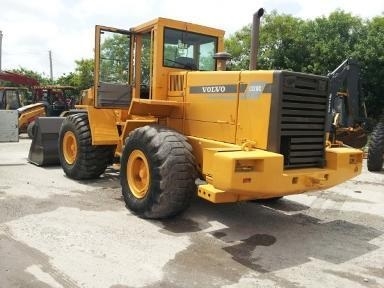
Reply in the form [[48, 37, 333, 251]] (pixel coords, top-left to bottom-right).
[[29, 9, 363, 219], [0, 71, 77, 137], [0, 85, 46, 135]]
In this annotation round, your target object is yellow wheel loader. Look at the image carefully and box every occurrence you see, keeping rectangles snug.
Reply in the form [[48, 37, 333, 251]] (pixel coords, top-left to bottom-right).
[[0, 71, 76, 138], [0, 87, 46, 135], [30, 10, 363, 218]]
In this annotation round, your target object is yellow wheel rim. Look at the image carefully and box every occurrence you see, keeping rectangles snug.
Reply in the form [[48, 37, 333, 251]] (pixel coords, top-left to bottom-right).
[[63, 131, 77, 165], [127, 149, 150, 199]]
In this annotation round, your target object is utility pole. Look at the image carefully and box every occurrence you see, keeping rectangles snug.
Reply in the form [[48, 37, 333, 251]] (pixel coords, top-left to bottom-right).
[[0, 30, 3, 71], [49, 50, 53, 82]]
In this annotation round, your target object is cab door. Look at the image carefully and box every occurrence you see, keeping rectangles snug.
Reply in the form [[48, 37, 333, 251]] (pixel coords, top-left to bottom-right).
[[94, 25, 132, 108]]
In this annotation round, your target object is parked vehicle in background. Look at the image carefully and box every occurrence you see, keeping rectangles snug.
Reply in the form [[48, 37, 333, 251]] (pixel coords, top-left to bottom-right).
[[0, 71, 77, 137], [327, 58, 368, 148], [0, 86, 46, 135]]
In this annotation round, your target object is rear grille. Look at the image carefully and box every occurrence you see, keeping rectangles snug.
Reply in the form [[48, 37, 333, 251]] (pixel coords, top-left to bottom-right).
[[279, 74, 328, 168]]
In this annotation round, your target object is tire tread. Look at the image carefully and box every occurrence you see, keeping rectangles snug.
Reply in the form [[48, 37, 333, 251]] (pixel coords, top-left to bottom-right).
[[59, 113, 115, 179], [120, 125, 197, 219], [367, 116, 384, 172]]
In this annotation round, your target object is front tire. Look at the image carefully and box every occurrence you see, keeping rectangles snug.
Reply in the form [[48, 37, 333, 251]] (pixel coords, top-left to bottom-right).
[[58, 113, 115, 179], [120, 125, 197, 219]]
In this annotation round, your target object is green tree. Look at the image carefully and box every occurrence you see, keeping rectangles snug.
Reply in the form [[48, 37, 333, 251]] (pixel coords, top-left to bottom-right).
[[353, 16, 384, 118], [302, 10, 364, 75], [225, 11, 308, 71], [225, 25, 251, 70], [99, 33, 130, 84], [259, 11, 307, 71], [57, 58, 94, 91]]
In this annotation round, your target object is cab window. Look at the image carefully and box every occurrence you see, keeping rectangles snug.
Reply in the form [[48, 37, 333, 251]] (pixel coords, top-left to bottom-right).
[[5, 90, 21, 109], [163, 28, 217, 71], [99, 30, 131, 84]]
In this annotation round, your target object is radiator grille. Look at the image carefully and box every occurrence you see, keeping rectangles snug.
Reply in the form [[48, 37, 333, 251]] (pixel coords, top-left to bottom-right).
[[279, 74, 328, 168]]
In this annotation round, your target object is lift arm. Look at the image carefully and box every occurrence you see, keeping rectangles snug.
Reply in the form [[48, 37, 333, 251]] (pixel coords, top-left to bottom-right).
[[327, 58, 363, 128]]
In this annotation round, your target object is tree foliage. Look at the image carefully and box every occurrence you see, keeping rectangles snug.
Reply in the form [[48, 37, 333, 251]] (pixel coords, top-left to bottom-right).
[[225, 10, 384, 119], [224, 25, 252, 71], [56, 58, 94, 91], [352, 16, 384, 118], [258, 11, 307, 72], [99, 33, 130, 84]]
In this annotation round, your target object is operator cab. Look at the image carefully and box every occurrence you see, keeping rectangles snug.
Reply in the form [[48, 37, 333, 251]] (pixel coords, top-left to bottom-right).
[[94, 18, 225, 108], [0, 88, 25, 110]]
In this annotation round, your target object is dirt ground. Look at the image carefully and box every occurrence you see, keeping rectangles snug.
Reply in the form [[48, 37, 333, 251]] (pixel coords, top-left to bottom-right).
[[1, 137, 383, 288]]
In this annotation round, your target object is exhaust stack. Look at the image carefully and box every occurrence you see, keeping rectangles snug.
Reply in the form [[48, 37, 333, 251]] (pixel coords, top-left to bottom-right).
[[249, 8, 264, 70]]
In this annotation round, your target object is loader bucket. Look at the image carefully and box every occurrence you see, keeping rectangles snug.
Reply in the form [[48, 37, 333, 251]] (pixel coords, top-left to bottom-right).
[[28, 117, 65, 166]]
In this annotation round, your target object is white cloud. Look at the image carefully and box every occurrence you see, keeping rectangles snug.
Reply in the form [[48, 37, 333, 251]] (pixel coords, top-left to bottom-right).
[[0, 0, 382, 78]]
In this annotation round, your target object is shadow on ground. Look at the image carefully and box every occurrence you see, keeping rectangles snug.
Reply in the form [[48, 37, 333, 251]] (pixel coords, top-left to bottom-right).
[[151, 197, 383, 287]]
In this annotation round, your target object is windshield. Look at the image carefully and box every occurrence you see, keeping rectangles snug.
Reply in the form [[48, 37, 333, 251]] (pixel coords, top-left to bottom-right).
[[163, 27, 217, 71], [5, 90, 21, 109]]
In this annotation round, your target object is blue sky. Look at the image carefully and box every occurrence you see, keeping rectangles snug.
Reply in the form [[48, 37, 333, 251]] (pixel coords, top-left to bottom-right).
[[0, 0, 383, 79]]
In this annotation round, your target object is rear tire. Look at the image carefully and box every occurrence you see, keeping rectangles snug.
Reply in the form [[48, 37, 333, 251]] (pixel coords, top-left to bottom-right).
[[58, 113, 115, 179], [367, 117, 384, 172], [120, 125, 197, 219]]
